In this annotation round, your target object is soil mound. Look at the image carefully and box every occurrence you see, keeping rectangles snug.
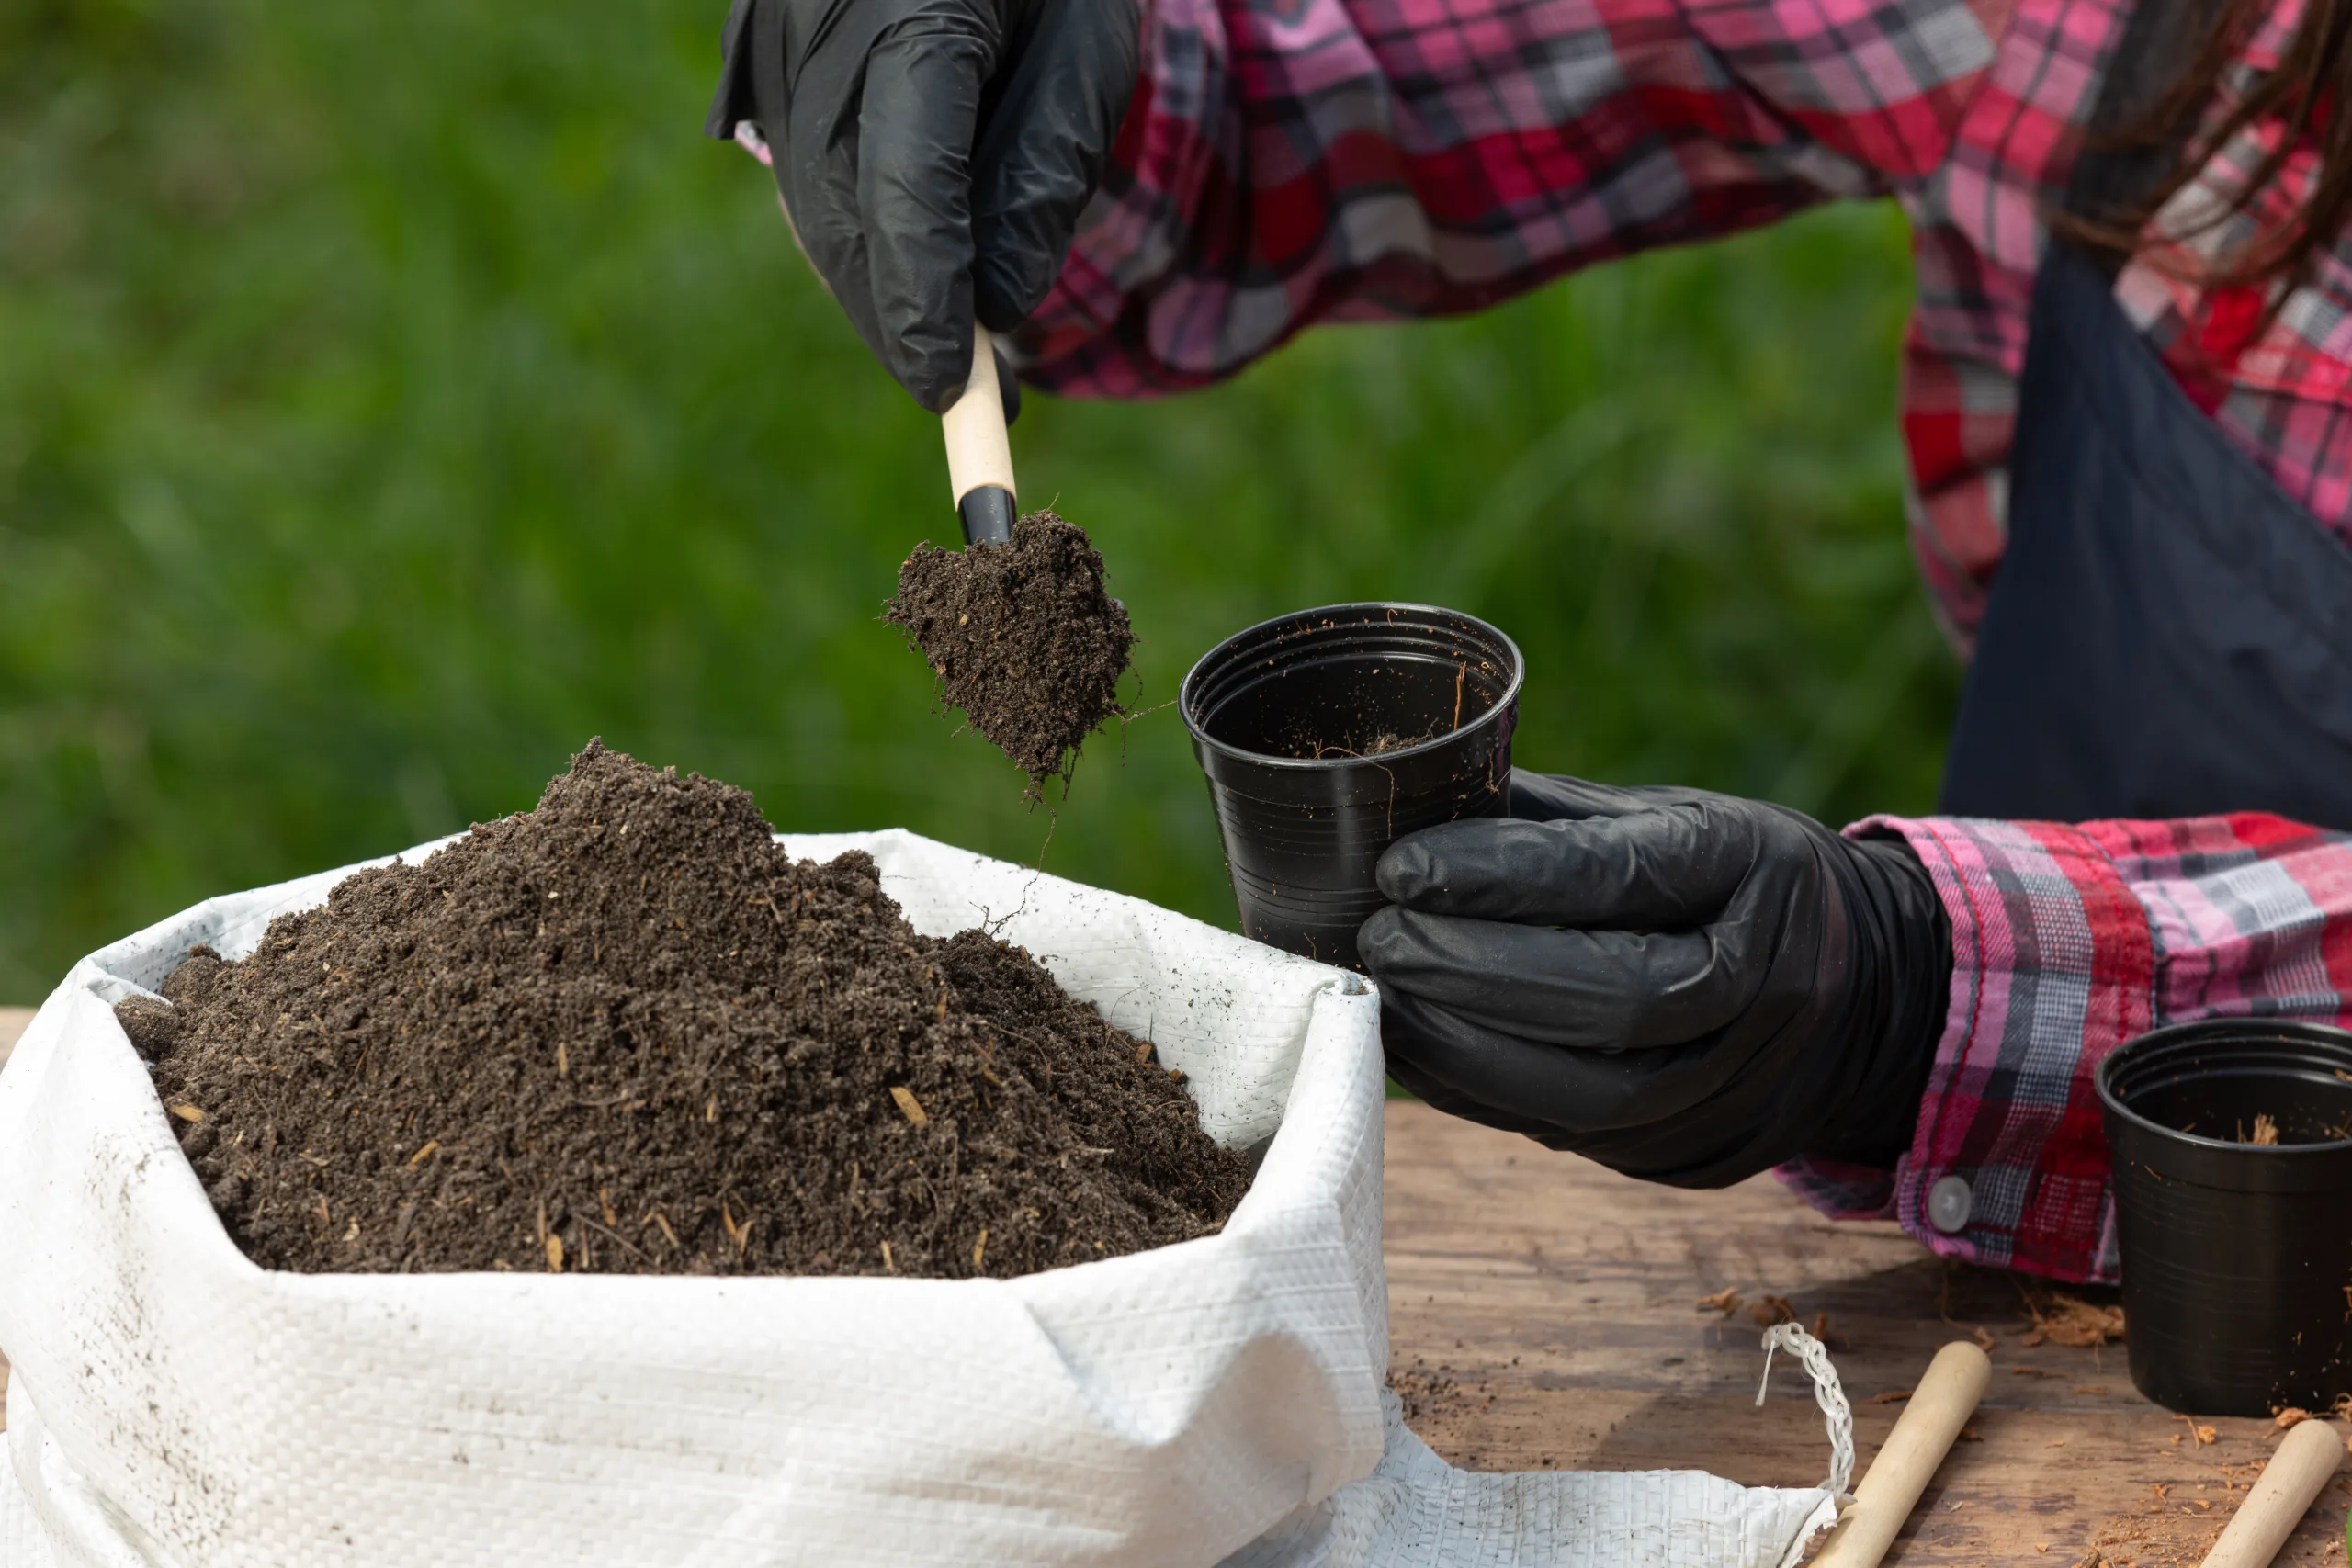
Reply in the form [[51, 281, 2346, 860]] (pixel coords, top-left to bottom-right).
[[126, 741, 1250, 1278], [884, 510, 1135, 795]]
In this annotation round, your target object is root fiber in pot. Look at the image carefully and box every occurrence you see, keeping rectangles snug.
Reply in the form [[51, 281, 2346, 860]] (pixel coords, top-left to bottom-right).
[[884, 510, 1134, 795], [125, 740, 1250, 1278]]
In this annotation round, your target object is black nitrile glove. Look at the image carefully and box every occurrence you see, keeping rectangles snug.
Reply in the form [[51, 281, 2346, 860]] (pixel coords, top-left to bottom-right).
[[705, 0, 1137, 412], [1358, 773, 1952, 1188]]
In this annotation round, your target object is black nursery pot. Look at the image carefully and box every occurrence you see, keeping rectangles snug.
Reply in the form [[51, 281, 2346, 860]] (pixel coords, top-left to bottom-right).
[[2097, 1019, 2352, 1415], [1180, 603, 1523, 970]]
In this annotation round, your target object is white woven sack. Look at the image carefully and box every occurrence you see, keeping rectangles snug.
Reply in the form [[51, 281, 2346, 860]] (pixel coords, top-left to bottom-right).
[[0, 829, 1838, 1568]]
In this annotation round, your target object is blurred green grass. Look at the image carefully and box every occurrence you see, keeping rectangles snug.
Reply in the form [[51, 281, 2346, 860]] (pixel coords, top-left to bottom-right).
[[0, 0, 1956, 1000]]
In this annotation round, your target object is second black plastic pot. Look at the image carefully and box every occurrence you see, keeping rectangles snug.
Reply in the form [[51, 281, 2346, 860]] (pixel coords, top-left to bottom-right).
[[1181, 603, 1522, 970], [2097, 1018, 2352, 1415]]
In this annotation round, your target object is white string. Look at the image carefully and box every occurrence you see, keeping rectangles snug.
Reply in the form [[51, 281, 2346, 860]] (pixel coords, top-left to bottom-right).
[[1756, 1322, 1856, 1501]]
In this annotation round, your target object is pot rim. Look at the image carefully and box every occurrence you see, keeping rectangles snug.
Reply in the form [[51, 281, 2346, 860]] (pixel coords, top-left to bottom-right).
[[1178, 601, 1526, 773], [2095, 1017, 2352, 1156]]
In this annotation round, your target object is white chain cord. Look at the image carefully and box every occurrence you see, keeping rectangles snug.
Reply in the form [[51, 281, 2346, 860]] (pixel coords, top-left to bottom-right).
[[1756, 1322, 1856, 1502]]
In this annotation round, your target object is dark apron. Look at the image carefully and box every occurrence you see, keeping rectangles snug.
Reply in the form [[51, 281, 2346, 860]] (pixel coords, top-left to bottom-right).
[[1936, 0, 2352, 829]]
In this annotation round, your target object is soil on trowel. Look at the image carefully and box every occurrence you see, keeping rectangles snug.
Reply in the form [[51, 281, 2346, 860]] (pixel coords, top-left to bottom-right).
[[883, 510, 1135, 796], [121, 740, 1250, 1279]]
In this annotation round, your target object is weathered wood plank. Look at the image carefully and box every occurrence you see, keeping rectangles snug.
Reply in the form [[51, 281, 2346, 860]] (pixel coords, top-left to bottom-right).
[[1384, 1100, 2352, 1565]]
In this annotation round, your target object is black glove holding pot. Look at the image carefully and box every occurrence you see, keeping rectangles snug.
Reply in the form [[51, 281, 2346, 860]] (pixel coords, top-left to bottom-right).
[[704, 0, 1136, 412], [1358, 773, 1953, 1188]]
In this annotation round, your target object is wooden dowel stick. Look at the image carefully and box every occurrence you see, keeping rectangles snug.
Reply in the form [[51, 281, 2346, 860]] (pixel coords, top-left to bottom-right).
[[942, 321, 1015, 507], [2199, 1419, 2346, 1568], [1811, 1341, 1992, 1568]]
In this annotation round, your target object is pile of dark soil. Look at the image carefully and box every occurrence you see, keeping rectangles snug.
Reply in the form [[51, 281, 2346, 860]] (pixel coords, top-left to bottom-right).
[[120, 741, 1250, 1278], [884, 510, 1135, 795]]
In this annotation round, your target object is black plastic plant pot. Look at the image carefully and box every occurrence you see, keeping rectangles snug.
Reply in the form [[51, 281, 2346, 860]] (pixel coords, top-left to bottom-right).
[[1180, 603, 1523, 971], [2096, 1019, 2352, 1415]]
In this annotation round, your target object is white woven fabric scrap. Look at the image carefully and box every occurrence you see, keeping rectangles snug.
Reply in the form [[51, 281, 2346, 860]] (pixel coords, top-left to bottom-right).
[[0, 829, 1836, 1568], [1227, 1395, 1836, 1568]]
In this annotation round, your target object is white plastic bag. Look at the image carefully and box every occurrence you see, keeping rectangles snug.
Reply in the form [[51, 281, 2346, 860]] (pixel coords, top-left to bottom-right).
[[0, 830, 1836, 1568]]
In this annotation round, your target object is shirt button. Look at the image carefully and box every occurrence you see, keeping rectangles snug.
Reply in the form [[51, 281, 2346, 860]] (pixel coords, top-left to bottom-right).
[[1927, 1175, 1973, 1234]]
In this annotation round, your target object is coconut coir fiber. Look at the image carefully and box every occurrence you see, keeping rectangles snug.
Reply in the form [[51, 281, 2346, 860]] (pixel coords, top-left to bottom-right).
[[123, 741, 1250, 1278], [884, 510, 1135, 795]]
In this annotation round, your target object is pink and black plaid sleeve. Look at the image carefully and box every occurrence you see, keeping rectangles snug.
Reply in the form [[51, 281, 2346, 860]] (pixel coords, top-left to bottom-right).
[[998, 0, 2352, 646], [1781, 813, 2352, 1283], [1012, 0, 2004, 399]]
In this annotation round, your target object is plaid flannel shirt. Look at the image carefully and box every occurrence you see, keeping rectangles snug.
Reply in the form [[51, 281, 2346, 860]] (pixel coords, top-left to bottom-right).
[[1786, 814, 2352, 1283], [1013, 0, 2352, 650]]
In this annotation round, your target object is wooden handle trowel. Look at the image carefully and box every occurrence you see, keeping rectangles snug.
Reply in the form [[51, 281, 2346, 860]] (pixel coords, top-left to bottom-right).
[[943, 321, 1016, 547], [1812, 1341, 1991, 1568]]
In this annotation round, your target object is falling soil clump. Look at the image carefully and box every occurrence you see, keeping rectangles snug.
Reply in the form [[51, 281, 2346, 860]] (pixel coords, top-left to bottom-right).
[[884, 510, 1135, 795], [130, 740, 1250, 1278]]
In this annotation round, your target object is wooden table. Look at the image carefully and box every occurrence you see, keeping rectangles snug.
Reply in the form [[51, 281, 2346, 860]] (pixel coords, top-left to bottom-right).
[[0, 1007, 2342, 1564], [1385, 1103, 2352, 1566]]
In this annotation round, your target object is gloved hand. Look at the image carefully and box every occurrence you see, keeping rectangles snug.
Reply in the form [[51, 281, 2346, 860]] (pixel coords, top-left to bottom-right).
[[704, 0, 1137, 412], [1358, 773, 1952, 1188]]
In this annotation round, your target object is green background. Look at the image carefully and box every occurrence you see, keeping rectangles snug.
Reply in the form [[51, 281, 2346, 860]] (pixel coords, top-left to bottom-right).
[[0, 0, 1957, 1002]]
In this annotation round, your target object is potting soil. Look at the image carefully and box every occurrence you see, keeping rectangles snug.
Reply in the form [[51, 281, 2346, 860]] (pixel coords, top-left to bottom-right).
[[127, 741, 1250, 1279], [884, 509, 1134, 795]]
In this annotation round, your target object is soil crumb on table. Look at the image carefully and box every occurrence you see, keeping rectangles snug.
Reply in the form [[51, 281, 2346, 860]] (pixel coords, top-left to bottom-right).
[[884, 510, 1134, 795], [1389, 1358, 1493, 1428], [128, 740, 1249, 1278], [2018, 1290, 2127, 1348]]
